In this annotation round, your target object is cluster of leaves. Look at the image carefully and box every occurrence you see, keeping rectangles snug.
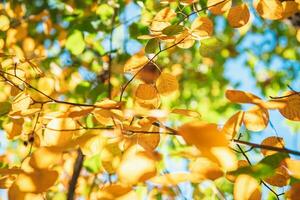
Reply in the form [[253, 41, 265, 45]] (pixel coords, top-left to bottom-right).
[[0, 0, 299, 199]]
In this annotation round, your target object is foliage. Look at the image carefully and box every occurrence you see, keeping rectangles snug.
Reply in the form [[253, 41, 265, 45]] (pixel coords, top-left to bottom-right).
[[0, 0, 299, 199]]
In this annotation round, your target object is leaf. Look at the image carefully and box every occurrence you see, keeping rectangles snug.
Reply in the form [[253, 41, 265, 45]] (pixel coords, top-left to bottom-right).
[[225, 89, 263, 104], [0, 102, 11, 115], [281, 1, 300, 18], [0, 15, 10, 31], [278, 92, 300, 121], [234, 174, 261, 200], [264, 164, 289, 187], [66, 30, 85, 55], [259, 153, 289, 168], [254, 0, 283, 20], [156, 72, 179, 95], [208, 0, 232, 15], [150, 8, 176, 32], [171, 108, 200, 118], [124, 52, 149, 73], [285, 158, 300, 179], [227, 3, 250, 28], [15, 169, 58, 193], [286, 183, 300, 200], [135, 84, 158, 100], [191, 17, 214, 39], [117, 146, 157, 185], [260, 136, 284, 156], [162, 25, 185, 36], [199, 37, 223, 57], [98, 184, 132, 199], [150, 172, 197, 186], [145, 38, 159, 54], [12, 92, 31, 112], [222, 111, 244, 139], [37, 77, 55, 96], [175, 30, 195, 49], [29, 147, 63, 169], [44, 117, 78, 146], [136, 62, 160, 84], [189, 157, 224, 180], [178, 121, 228, 149], [83, 154, 102, 173], [178, 121, 237, 170], [243, 105, 269, 132]]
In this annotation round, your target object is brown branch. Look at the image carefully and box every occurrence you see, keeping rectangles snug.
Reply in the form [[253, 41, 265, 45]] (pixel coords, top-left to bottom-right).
[[67, 149, 84, 200], [0, 70, 121, 109], [107, 8, 118, 99], [233, 139, 300, 156]]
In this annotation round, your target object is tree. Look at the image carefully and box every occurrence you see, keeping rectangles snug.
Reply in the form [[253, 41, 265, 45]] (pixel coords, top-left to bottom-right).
[[0, 0, 299, 199]]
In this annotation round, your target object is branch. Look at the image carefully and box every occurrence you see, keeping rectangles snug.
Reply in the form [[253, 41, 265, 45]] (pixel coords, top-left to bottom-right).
[[233, 139, 300, 156], [67, 149, 84, 200]]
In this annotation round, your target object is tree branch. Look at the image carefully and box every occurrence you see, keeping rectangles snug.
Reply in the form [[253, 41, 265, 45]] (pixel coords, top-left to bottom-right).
[[233, 139, 300, 156], [67, 149, 84, 200]]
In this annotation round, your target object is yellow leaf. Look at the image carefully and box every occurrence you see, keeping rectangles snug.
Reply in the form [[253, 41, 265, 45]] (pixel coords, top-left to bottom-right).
[[37, 77, 55, 96], [150, 172, 197, 186], [178, 121, 237, 170], [15, 169, 58, 193], [178, 121, 228, 149], [278, 92, 300, 121], [3, 118, 24, 139], [75, 132, 105, 156], [150, 8, 176, 32], [254, 0, 283, 20], [171, 108, 201, 118], [243, 105, 269, 132], [44, 117, 78, 146], [297, 29, 300, 43], [208, 0, 232, 15], [285, 158, 300, 179], [175, 30, 195, 48], [12, 92, 31, 112], [101, 141, 122, 174], [281, 1, 300, 18], [286, 183, 300, 200], [234, 174, 261, 200], [189, 157, 223, 180], [8, 183, 44, 200], [222, 111, 244, 139], [227, 3, 250, 28], [124, 52, 148, 73], [117, 146, 157, 185], [93, 109, 123, 126], [191, 17, 214, 39], [98, 184, 132, 200], [29, 146, 63, 169], [135, 83, 158, 100], [260, 136, 284, 156], [225, 89, 263, 104], [0, 15, 10, 31], [156, 72, 179, 95]]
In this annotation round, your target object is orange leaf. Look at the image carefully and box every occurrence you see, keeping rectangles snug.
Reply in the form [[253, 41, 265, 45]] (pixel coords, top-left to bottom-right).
[[227, 3, 250, 28]]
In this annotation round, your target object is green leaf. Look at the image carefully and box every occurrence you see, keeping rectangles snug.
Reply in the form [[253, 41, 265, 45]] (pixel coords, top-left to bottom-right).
[[258, 153, 289, 167], [0, 102, 11, 115], [228, 164, 274, 179], [162, 25, 184, 36], [145, 38, 159, 54], [199, 37, 222, 58], [227, 153, 289, 179], [83, 154, 102, 173], [66, 30, 86, 55]]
